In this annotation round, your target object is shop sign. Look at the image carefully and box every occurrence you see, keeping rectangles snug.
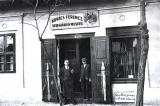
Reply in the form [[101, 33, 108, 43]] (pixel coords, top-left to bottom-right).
[[112, 83, 137, 102], [50, 10, 99, 30]]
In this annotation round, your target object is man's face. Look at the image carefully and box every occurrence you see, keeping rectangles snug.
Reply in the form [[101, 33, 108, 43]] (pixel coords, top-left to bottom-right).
[[82, 61, 86, 64], [64, 60, 69, 66]]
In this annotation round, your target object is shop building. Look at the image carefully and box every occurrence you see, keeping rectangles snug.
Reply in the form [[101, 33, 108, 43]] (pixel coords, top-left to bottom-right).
[[0, 0, 160, 105]]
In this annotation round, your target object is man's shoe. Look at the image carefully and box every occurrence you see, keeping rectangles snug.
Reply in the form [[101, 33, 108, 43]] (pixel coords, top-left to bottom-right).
[[73, 100, 77, 105], [87, 98, 90, 101], [64, 102, 67, 105], [63, 99, 68, 105]]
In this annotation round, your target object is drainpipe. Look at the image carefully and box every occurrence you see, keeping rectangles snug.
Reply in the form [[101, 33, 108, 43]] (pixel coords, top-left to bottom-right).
[[22, 13, 25, 88]]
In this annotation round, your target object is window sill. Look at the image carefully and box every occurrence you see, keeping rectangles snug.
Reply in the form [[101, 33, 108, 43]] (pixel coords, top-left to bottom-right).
[[112, 78, 137, 84], [0, 71, 16, 73]]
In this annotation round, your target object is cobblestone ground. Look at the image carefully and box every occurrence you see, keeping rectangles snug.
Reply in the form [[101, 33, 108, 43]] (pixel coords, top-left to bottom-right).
[[0, 102, 136, 106], [0, 102, 155, 106]]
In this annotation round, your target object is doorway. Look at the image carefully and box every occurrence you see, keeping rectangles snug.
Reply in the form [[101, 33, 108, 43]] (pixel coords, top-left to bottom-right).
[[41, 34, 112, 103], [58, 38, 92, 101]]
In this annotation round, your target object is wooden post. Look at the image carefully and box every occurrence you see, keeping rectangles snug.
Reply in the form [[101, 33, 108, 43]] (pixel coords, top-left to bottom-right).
[[101, 61, 106, 101], [46, 69, 51, 101], [136, 0, 149, 106], [51, 65, 63, 106]]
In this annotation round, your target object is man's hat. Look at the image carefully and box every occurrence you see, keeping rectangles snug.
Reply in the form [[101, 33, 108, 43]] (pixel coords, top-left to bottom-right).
[[81, 58, 87, 62]]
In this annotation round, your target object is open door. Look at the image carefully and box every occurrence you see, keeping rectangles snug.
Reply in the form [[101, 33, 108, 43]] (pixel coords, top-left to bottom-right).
[[41, 39, 58, 102], [59, 38, 91, 101], [91, 36, 111, 103]]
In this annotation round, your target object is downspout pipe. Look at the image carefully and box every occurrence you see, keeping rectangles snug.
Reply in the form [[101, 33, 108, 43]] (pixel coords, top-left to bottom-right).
[[22, 13, 25, 88]]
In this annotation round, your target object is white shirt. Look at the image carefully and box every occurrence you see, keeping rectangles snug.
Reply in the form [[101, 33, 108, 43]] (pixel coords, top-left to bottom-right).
[[83, 64, 87, 68], [65, 66, 69, 70]]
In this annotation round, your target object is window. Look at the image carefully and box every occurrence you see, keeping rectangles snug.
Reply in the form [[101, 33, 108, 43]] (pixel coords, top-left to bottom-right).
[[0, 34, 15, 73], [110, 37, 139, 79]]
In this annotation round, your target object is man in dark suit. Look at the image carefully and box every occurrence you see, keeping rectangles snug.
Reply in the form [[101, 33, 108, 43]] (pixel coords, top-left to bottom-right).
[[59, 59, 76, 105], [80, 58, 91, 100]]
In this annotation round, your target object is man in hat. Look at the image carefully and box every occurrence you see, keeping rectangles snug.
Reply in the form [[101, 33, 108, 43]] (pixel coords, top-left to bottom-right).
[[80, 58, 91, 100]]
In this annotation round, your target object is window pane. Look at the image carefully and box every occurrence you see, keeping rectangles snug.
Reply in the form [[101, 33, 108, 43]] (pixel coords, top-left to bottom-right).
[[6, 63, 14, 71], [0, 55, 4, 62], [0, 36, 4, 53], [0, 63, 4, 72], [6, 53, 14, 72], [6, 54, 14, 63], [6, 35, 14, 52], [111, 38, 138, 79]]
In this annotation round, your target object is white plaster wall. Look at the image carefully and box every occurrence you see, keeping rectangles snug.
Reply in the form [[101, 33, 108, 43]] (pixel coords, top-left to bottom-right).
[[143, 2, 160, 105], [23, 15, 42, 102], [0, 16, 25, 101], [0, 14, 42, 102], [41, 9, 140, 39], [146, 2, 160, 88]]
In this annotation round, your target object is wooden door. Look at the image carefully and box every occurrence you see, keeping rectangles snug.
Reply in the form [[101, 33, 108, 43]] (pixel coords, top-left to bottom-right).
[[90, 37, 111, 103], [41, 39, 58, 102]]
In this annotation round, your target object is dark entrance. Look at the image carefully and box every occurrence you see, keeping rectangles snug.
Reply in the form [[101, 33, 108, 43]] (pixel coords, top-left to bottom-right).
[[59, 38, 91, 102], [41, 33, 112, 104]]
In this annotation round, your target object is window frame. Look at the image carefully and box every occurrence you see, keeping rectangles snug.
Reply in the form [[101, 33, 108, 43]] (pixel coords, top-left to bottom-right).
[[106, 26, 141, 82], [110, 36, 140, 82], [0, 33, 16, 73]]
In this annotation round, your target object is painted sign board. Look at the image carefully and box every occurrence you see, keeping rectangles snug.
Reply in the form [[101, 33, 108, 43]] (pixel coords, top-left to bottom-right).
[[112, 83, 137, 103], [50, 10, 99, 30]]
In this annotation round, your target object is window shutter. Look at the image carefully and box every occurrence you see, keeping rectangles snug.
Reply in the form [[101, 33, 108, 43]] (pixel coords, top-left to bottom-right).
[[41, 39, 58, 102], [90, 37, 111, 103]]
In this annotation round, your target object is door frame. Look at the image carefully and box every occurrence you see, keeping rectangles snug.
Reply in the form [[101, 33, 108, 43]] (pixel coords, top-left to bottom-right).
[[55, 32, 95, 100], [55, 33, 95, 40]]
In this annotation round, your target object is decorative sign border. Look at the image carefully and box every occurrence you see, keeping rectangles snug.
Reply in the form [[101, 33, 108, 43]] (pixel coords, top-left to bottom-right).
[[112, 83, 137, 103], [50, 10, 99, 30]]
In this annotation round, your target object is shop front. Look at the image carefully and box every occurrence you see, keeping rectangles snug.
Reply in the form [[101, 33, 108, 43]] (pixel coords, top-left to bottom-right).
[[36, 0, 144, 104], [41, 33, 111, 103], [0, 2, 142, 103], [41, 25, 140, 104]]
